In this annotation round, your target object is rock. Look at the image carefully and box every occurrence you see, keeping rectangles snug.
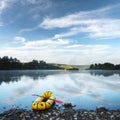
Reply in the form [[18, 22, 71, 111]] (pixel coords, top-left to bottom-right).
[[96, 106, 107, 112], [0, 108, 120, 120], [95, 117, 101, 120], [63, 103, 73, 108], [110, 115, 114, 119]]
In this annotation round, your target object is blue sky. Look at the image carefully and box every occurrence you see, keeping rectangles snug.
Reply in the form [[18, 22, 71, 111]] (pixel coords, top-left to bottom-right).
[[0, 0, 120, 65]]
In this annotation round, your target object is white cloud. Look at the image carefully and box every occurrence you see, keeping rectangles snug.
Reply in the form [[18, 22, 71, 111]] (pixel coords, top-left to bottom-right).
[[18, 3, 120, 39], [0, 0, 7, 15], [23, 37, 70, 50], [14, 36, 26, 43], [12, 36, 110, 54], [80, 19, 120, 39], [40, 4, 120, 39], [0, 0, 17, 25], [21, 0, 49, 5], [0, 0, 17, 15], [18, 5, 103, 33], [0, 21, 3, 26], [65, 44, 84, 49], [19, 27, 37, 34], [1, 43, 119, 65], [0, 0, 52, 27], [1, 35, 119, 65], [20, 0, 52, 15], [40, 4, 119, 29], [0, 0, 9, 26]]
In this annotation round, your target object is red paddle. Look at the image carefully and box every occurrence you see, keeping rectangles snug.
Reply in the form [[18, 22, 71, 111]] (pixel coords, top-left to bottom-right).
[[32, 94, 63, 104]]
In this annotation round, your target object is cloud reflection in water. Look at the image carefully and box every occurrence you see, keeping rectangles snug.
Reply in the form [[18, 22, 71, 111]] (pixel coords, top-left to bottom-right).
[[1, 70, 120, 110], [55, 72, 120, 106], [4, 76, 41, 104]]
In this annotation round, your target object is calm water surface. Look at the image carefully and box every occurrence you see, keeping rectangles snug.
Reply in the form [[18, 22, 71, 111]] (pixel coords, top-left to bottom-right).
[[0, 70, 120, 113]]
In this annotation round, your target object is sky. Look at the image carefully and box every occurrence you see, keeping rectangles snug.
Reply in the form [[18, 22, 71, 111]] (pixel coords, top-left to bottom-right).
[[0, 0, 120, 65]]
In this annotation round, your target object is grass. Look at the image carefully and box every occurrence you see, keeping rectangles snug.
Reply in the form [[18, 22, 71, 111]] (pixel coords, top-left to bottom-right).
[[53, 64, 90, 70]]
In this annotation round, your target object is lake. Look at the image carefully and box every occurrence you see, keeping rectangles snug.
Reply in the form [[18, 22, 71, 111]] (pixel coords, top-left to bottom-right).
[[0, 70, 120, 113]]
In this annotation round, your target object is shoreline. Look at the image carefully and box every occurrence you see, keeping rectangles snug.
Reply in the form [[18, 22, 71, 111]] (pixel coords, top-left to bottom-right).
[[0, 106, 120, 120]]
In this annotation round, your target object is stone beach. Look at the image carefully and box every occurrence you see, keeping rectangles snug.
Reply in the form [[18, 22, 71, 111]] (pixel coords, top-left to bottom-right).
[[0, 104, 120, 120]]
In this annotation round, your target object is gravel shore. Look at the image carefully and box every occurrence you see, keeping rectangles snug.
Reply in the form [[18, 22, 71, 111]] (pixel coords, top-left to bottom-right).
[[0, 105, 120, 120]]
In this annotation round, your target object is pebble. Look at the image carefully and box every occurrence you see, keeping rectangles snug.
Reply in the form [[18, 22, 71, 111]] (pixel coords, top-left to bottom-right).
[[0, 106, 120, 120]]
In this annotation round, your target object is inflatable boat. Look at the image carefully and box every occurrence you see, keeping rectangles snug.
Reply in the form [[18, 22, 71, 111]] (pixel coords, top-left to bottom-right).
[[32, 91, 56, 110]]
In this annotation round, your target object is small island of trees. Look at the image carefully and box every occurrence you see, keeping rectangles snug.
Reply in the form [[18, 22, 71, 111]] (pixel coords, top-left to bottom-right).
[[89, 63, 120, 70]]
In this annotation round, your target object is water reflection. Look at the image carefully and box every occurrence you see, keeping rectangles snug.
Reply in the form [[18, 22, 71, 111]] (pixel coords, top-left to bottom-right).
[[0, 70, 120, 113], [90, 70, 120, 76], [55, 72, 120, 108], [5, 77, 38, 104], [0, 70, 65, 85], [1, 70, 119, 85], [0, 70, 71, 107]]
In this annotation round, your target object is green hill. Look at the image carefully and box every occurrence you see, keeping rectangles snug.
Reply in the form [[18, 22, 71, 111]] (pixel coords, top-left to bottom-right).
[[49, 63, 90, 70]]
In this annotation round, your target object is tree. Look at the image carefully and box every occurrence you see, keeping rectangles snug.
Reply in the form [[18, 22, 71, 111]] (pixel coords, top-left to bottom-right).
[[89, 62, 118, 70]]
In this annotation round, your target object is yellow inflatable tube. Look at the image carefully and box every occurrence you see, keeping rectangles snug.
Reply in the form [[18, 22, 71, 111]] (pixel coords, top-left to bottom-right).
[[32, 91, 56, 110]]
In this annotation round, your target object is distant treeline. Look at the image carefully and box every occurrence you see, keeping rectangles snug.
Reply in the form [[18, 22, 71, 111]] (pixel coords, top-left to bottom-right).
[[89, 63, 120, 70], [0, 56, 61, 70]]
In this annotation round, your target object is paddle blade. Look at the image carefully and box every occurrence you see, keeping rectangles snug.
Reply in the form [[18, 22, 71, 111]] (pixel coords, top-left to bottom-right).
[[55, 99, 63, 104], [32, 94, 39, 96]]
